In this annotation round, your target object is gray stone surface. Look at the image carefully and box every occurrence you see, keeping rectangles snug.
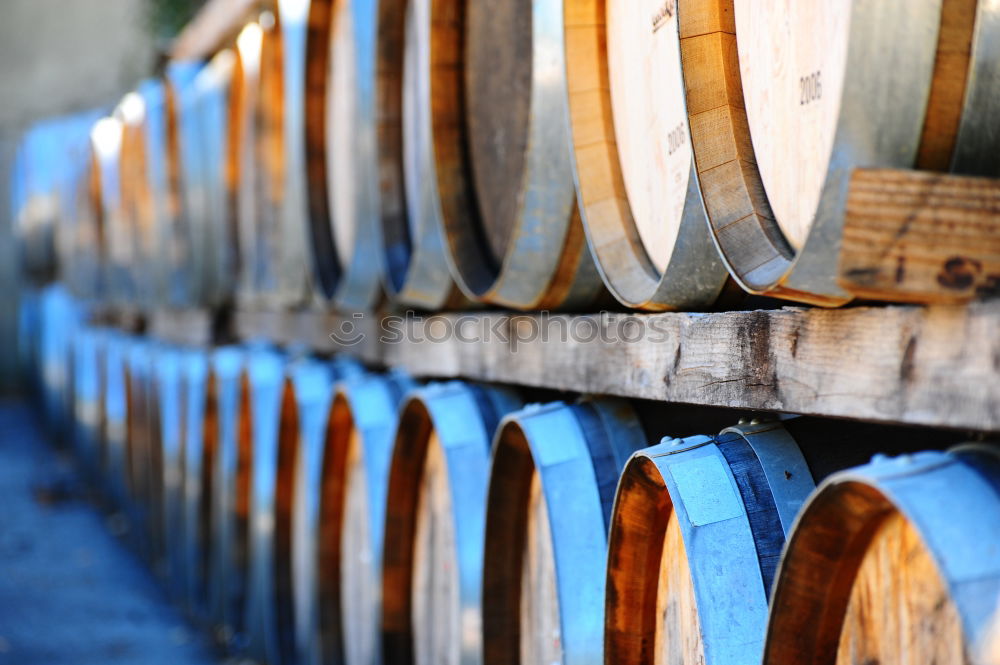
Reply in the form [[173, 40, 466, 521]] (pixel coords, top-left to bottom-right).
[[0, 401, 222, 665]]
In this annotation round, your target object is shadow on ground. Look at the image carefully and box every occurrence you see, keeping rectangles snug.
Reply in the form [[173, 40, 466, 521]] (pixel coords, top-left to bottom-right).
[[0, 400, 225, 664]]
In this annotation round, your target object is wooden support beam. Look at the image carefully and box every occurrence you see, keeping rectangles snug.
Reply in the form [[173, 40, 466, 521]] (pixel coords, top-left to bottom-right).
[[147, 308, 215, 347], [226, 303, 1000, 432], [839, 168, 1000, 304], [170, 0, 267, 61]]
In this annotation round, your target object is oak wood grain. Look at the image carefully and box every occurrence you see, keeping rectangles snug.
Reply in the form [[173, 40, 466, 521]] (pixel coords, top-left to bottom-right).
[[839, 169, 1000, 304], [226, 302, 1000, 431], [835, 511, 969, 665]]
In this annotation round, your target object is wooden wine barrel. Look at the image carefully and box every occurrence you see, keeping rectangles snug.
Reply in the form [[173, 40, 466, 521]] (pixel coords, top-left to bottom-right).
[[763, 445, 1000, 665], [245, 353, 361, 665], [238, 346, 286, 661], [373, 0, 464, 310], [302, 0, 383, 309], [35, 286, 79, 433], [18, 125, 62, 285], [156, 345, 189, 602], [605, 421, 816, 665], [481, 398, 647, 665], [117, 82, 172, 308], [400, 0, 605, 311], [72, 327, 105, 479], [381, 382, 522, 665], [233, 21, 265, 307], [293, 370, 413, 665], [162, 52, 240, 309], [672, 0, 1000, 305], [194, 50, 240, 307], [92, 112, 133, 306], [59, 115, 107, 301], [164, 61, 208, 307], [125, 338, 157, 559], [180, 347, 213, 621], [14, 118, 84, 286], [292, 360, 388, 663], [103, 332, 130, 505], [12, 129, 39, 283], [206, 346, 249, 647], [140, 342, 166, 577], [256, 2, 316, 308], [563, 1, 731, 311], [53, 111, 104, 292], [118, 92, 151, 308]]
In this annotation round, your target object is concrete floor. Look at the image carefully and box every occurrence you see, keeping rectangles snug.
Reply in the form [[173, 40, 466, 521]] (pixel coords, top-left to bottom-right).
[[0, 400, 222, 664]]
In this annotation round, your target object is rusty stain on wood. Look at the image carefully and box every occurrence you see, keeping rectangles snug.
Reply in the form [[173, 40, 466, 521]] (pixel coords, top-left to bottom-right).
[[840, 169, 1000, 304], [217, 302, 1000, 431]]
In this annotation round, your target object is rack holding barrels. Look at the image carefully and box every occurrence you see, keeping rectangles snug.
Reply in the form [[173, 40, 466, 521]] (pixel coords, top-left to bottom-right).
[[14, 0, 1000, 311], [9, 0, 1000, 663], [12, 283, 999, 665]]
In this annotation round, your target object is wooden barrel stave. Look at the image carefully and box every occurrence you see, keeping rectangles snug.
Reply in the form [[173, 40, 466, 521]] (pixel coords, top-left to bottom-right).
[[293, 369, 412, 665], [94, 112, 133, 306], [155, 345, 187, 602], [763, 445, 1000, 665], [244, 351, 360, 665], [303, 0, 384, 309], [193, 50, 240, 308], [102, 331, 130, 505], [482, 398, 647, 665], [284, 356, 364, 664], [256, 2, 317, 308], [381, 381, 522, 665], [118, 91, 149, 308], [416, 0, 606, 311], [180, 348, 214, 621], [284, 356, 369, 665], [164, 62, 208, 307], [373, 0, 464, 310], [34, 287, 78, 434], [138, 341, 166, 577], [233, 22, 265, 307], [242, 346, 287, 662], [140, 81, 173, 307], [51, 111, 104, 299], [10, 127, 55, 284], [605, 421, 816, 665], [125, 338, 156, 559], [949, 2, 1000, 174], [563, 0, 730, 311], [206, 346, 248, 647], [15, 116, 96, 286], [72, 327, 105, 479], [63, 121, 106, 301], [120, 81, 172, 308]]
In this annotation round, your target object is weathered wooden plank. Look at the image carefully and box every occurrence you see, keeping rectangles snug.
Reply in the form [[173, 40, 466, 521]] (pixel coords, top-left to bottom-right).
[[170, 0, 266, 61], [147, 308, 214, 347], [839, 169, 1000, 304], [227, 303, 1000, 432]]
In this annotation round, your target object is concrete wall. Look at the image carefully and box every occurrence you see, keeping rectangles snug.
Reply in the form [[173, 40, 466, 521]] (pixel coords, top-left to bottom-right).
[[0, 0, 156, 391]]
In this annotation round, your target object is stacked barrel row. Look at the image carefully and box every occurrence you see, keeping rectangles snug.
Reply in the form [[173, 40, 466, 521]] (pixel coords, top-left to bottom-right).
[[17, 285, 1000, 664], [13, 0, 1000, 313]]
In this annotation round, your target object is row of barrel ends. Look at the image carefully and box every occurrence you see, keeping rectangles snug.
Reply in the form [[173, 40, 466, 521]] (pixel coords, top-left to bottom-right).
[[18, 292, 1000, 665], [15, 90, 999, 319]]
